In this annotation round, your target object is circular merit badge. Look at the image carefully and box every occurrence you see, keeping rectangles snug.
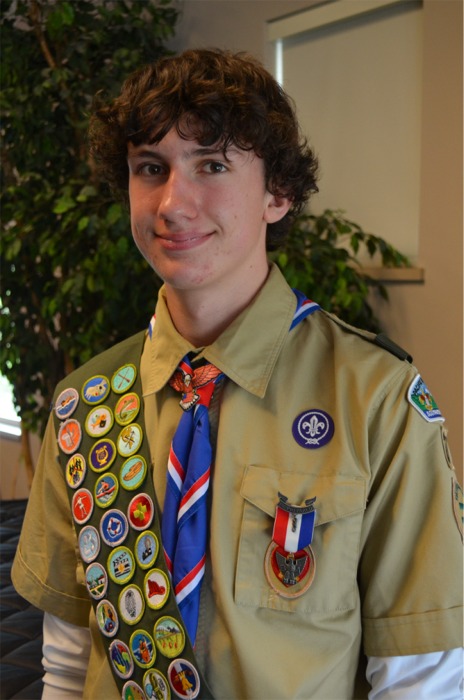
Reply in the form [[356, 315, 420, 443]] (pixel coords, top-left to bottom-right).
[[85, 562, 108, 600], [112, 364, 137, 394], [95, 472, 119, 509], [72, 488, 93, 525], [120, 455, 147, 491], [55, 387, 79, 420], [58, 419, 82, 455], [167, 659, 200, 700], [100, 509, 129, 547], [115, 392, 140, 426], [264, 542, 315, 599], [122, 680, 145, 700], [119, 585, 145, 626], [65, 453, 86, 489], [108, 546, 135, 586], [144, 569, 169, 610], [135, 530, 159, 570], [79, 525, 100, 563], [153, 616, 185, 659], [85, 405, 114, 438], [82, 375, 110, 405], [89, 439, 116, 473], [109, 639, 134, 679], [128, 493, 154, 531], [143, 668, 171, 700], [117, 424, 143, 457], [130, 629, 156, 669], [96, 599, 119, 638]]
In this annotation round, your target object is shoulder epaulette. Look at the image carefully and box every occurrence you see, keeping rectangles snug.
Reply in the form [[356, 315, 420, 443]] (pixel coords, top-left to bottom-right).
[[321, 310, 412, 363]]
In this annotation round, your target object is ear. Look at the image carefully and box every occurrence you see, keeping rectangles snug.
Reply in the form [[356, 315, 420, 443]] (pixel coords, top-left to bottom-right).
[[264, 192, 292, 224]]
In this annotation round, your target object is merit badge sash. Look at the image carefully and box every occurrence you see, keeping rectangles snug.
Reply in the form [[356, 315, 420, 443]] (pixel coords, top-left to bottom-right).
[[264, 493, 317, 598], [52, 332, 214, 700]]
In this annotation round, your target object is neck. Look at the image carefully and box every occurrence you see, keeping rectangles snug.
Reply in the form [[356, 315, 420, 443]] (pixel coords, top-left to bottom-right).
[[164, 266, 270, 346]]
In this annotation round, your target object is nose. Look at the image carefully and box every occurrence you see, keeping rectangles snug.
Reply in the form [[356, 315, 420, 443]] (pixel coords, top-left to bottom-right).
[[157, 170, 198, 223]]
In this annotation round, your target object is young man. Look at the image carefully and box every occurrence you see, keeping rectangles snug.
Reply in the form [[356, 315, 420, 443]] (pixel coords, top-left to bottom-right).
[[12, 49, 462, 699]]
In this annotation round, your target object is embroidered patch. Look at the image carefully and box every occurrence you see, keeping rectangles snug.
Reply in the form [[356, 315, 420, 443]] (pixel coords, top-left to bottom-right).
[[120, 455, 147, 491], [292, 409, 334, 449], [130, 629, 156, 669], [112, 364, 137, 394], [85, 562, 108, 600], [109, 638, 134, 679], [95, 473, 119, 509], [65, 453, 86, 489], [144, 569, 170, 610], [452, 477, 463, 541], [135, 531, 159, 570], [89, 439, 116, 472], [82, 375, 110, 405], [119, 585, 145, 626], [143, 668, 170, 700], [122, 680, 145, 700], [167, 659, 200, 699], [407, 374, 444, 422], [153, 616, 185, 659], [58, 419, 82, 455], [79, 525, 100, 563], [115, 392, 140, 426], [100, 509, 129, 547], [117, 423, 143, 457], [72, 488, 93, 525], [128, 494, 154, 531], [54, 387, 79, 420], [108, 546, 135, 586], [85, 405, 114, 438], [96, 599, 119, 638]]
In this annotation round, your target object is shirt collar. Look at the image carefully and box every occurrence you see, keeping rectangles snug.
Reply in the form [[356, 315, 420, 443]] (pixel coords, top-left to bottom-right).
[[142, 263, 297, 399]]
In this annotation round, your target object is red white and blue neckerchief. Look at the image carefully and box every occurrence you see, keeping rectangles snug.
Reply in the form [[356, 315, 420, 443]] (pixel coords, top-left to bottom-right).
[[161, 356, 223, 646]]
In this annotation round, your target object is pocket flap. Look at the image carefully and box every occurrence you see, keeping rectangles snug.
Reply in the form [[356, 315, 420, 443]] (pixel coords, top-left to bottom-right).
[[240, 464, 366, 526]]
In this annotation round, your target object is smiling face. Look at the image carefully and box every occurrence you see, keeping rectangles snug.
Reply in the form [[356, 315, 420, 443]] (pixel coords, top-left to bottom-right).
[[127, 128, 290, 309]]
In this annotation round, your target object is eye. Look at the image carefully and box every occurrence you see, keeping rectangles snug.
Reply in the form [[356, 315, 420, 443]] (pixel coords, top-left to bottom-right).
[[136, 162, 165, 177], [203, 161, 227, 174]]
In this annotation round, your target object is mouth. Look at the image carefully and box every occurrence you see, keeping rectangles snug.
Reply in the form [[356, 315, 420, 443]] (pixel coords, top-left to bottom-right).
[[154, 231, 213, 251]]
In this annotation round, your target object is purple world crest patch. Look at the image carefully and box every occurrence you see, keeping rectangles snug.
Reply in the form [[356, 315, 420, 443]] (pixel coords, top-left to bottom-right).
[[292, 409, 334, 449]]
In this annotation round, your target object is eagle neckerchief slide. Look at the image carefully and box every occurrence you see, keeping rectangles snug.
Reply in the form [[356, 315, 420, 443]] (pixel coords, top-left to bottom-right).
[[52, 333, 214, 700]]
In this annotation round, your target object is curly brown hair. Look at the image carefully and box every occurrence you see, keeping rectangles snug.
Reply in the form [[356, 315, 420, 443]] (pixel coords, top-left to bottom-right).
[[89, 48, 318, 248]]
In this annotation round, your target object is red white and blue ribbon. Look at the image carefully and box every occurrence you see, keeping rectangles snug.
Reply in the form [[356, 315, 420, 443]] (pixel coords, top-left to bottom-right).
[[162, 356, 223, 645], [272, 493, 317, 553]]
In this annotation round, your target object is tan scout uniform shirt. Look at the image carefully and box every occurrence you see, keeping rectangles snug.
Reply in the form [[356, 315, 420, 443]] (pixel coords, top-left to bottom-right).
[[12, 264, 463, 699]]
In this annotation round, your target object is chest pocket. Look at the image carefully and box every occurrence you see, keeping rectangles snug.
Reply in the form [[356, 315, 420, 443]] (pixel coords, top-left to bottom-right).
[[235, 464, 367, 613]]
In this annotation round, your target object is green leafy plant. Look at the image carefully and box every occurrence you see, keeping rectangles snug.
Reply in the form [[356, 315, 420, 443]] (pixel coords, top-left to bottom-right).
[[0, 0, 179, 478], [270, 209, 410, 332]]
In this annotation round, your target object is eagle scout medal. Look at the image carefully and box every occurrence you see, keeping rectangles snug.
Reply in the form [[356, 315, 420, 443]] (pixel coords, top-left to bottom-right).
[[143, 668, 171, 700], [265, 493, 317, 598], [168, 659, 200, 700]]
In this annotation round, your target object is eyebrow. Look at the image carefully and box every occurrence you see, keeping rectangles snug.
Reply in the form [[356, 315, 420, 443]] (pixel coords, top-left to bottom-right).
[[127, 145, 237, 161]]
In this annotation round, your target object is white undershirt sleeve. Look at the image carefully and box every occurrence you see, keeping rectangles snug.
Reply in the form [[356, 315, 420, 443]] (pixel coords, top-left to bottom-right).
[[367, 649, 464, 700], [41, 612, 91, 699]]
